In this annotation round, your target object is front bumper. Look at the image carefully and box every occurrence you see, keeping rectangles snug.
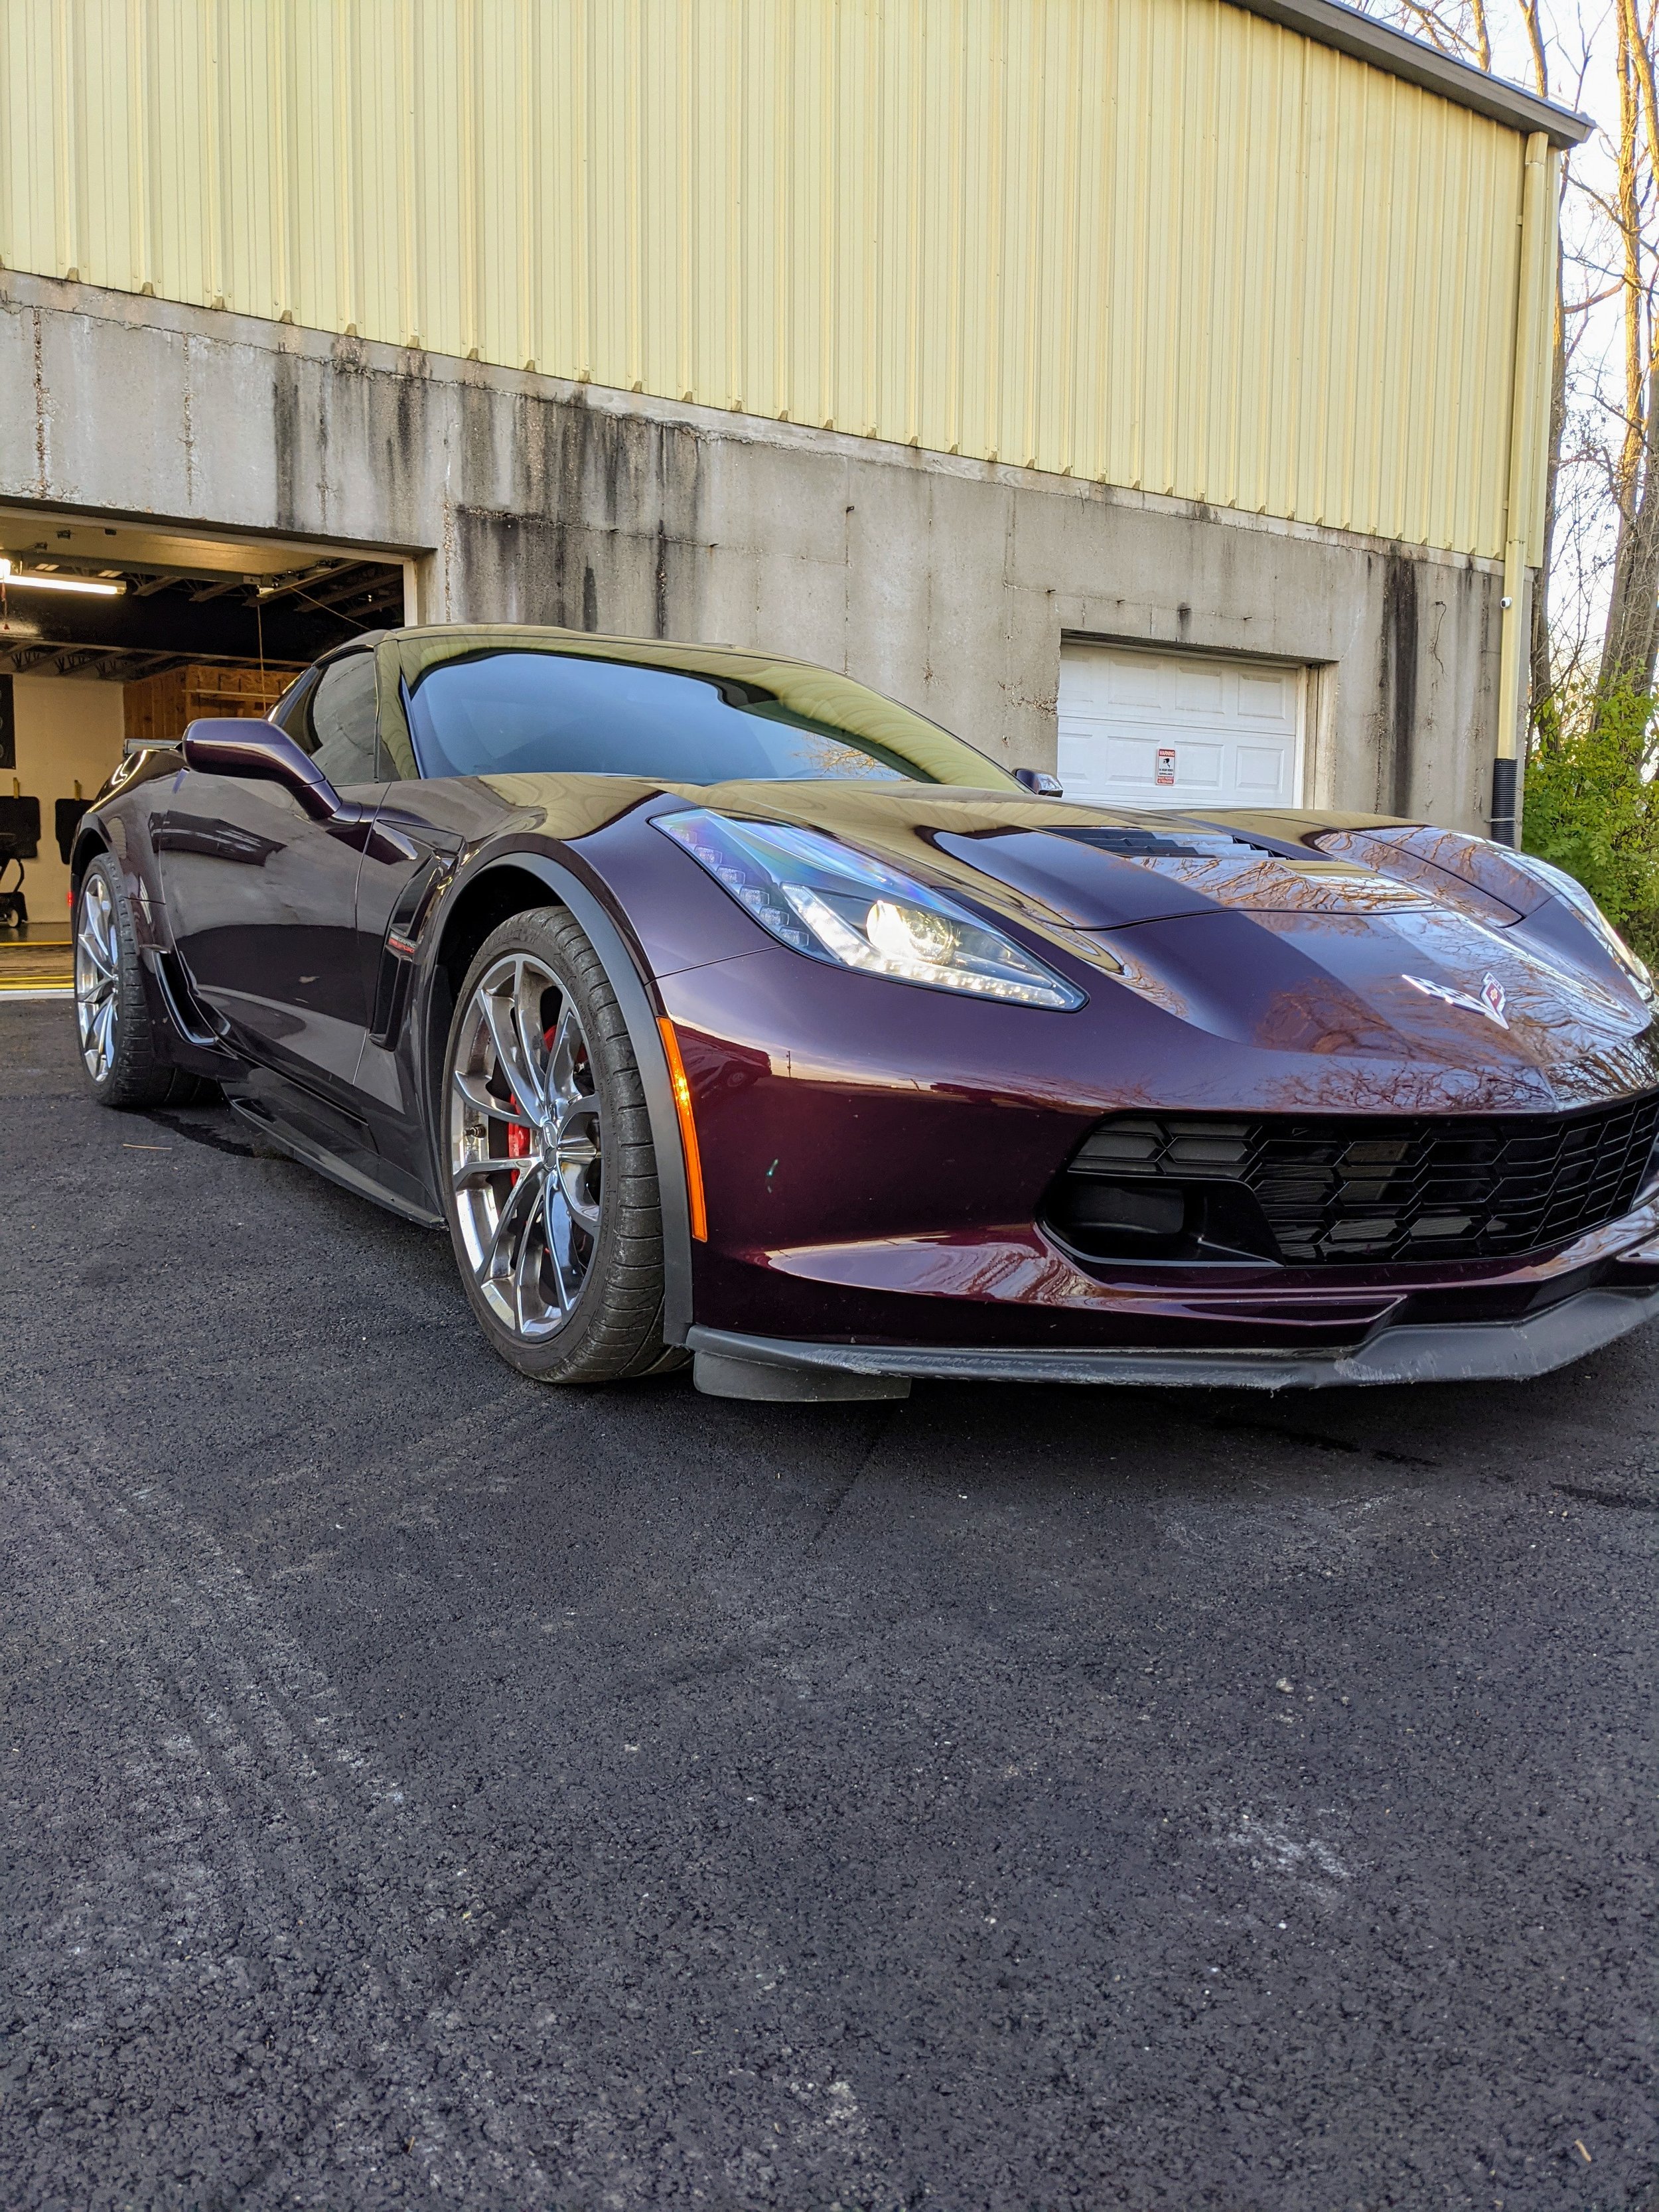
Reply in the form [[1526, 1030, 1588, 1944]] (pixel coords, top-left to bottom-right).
[[656, 936, 1659, 1352], [689, 1281, 1659, 1398]]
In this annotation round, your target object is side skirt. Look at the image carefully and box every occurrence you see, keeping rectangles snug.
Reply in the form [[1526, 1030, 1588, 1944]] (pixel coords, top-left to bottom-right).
[[226, 1092, 445, 1230]]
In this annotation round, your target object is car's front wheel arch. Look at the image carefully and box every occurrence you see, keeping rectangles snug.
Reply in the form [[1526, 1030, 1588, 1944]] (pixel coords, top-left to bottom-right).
[[68, 822, 110, 901], [425, 855, 694, 1344]]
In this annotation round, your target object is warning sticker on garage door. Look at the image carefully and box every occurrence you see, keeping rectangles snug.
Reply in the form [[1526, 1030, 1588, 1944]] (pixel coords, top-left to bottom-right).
[[1155, 747, 1176, 786]]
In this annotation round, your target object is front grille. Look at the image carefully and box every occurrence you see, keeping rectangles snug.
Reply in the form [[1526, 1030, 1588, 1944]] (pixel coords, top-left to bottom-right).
[[1054, 1094, 1659, 1266]]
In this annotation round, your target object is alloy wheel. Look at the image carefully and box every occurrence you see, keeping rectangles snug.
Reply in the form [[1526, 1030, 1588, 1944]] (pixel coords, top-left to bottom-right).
[[75, 873, 120, 1084], [449, 952, 604, 1338]]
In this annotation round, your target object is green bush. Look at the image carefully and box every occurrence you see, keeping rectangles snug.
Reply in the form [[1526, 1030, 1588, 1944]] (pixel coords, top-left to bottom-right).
[[1524, 678, 1659, 968]]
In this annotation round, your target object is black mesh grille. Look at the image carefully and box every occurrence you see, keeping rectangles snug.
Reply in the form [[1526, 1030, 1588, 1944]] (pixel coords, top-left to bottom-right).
[[1061, 1094, 1659, 1264]]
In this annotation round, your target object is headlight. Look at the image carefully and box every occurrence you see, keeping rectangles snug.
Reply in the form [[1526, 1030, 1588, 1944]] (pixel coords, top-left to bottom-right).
[[1506, 849, 1655, 1003], [656, 808, 1086, 1009]]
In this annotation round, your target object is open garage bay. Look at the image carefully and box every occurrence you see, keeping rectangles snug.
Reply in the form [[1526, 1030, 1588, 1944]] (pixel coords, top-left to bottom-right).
[[2, 1002, 1656, 2211]]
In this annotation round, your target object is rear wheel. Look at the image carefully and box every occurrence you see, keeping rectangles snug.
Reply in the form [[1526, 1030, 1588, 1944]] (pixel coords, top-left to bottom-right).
[[74, 853, 208, 1108], [441, 906, 682, 1384]]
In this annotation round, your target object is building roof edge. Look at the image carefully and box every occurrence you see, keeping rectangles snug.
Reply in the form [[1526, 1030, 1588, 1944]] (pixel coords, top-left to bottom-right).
[[1227, 0, 1595, 147]]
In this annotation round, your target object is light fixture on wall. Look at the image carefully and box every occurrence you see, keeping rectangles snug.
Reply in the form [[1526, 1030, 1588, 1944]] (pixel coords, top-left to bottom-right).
[[0, 557, 125, 597]]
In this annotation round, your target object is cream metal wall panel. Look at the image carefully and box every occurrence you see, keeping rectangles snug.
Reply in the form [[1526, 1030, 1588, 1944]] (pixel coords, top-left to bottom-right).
[[0, 0, 1538, 559]]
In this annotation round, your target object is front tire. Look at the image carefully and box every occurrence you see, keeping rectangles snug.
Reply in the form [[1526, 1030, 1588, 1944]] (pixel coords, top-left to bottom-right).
[[441, 906, 680, 1384], [74, 853, 207, 1108]]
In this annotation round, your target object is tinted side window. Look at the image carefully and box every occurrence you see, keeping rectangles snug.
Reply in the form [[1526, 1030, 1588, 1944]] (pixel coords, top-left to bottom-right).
[[305, 656, 381, 787], [268, 669, 318, 735]]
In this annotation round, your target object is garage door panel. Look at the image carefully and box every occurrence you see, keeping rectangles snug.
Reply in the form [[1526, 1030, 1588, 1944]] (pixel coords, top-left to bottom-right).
[[1058, 642, 1303, 810], [1234, 743, 1289, 796], [1168, 741, 1225, 791], [1175, 665, 1226, 716], [1094, 733, 1159, 786], [1116, 741, 1162, 790], [1104, 656, 1162, 709], [1058, 727, 1143, 792], [1236, 670, 1297, 724]]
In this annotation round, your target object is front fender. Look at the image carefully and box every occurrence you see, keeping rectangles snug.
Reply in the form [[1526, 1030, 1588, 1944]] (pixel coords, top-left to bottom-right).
[[426, 851, 695, 1343]]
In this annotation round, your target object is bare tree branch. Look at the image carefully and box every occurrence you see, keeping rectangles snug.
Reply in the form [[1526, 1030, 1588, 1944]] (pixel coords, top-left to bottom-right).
[[1516, 0, 1549, 89]]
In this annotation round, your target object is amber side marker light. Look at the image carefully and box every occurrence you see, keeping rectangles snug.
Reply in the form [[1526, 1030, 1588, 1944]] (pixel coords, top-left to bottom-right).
[[656, 1015, 708, 1242]]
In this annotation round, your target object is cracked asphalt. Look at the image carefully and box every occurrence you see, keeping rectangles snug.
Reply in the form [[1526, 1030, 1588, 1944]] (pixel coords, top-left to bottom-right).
[[3, 1001, 1656, 2211]]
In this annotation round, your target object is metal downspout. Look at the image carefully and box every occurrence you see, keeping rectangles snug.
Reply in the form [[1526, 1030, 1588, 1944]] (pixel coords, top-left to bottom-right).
[[1492, 131, 1555, 846]]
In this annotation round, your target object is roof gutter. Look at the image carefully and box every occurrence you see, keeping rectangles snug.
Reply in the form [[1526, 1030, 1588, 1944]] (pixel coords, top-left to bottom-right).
[[1227, 0, 1594, 148]]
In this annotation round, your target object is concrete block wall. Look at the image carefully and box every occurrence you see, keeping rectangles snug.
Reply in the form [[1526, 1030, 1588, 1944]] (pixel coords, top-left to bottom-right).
[[1, 272, 1505, 832]]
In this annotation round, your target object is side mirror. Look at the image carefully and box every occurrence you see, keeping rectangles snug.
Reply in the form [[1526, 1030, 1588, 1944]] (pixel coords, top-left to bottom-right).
[[181, 719, 343, 822], [179, 716, 417, 865], [1015, 768, 1064, 798]]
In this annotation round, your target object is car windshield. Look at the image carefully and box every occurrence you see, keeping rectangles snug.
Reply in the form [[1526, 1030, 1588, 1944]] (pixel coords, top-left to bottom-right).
[[403, 647, 1011, 786]]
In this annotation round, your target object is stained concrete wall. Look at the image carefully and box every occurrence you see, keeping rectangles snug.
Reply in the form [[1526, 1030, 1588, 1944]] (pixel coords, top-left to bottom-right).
[[0, 272, 1506, 832]]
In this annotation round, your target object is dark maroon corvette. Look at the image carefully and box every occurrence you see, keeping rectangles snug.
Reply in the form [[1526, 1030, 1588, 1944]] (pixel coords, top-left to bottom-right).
[[70, 623, 1659, 1399]]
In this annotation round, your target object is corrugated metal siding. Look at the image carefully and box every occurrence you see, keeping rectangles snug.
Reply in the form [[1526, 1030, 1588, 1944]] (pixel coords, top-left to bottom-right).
[[0, 0, 1533, 559]]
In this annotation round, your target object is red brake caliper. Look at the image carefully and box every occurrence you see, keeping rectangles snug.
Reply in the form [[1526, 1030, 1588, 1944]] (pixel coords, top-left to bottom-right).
[[504, 1024, 559, 1162]]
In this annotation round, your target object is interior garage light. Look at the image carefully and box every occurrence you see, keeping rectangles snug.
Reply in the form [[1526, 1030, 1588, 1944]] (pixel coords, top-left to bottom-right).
[[0, 556, 124, 596]]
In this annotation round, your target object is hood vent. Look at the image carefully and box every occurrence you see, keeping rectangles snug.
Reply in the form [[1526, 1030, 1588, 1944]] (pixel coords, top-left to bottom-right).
[[1046, 826, 1248, 861]]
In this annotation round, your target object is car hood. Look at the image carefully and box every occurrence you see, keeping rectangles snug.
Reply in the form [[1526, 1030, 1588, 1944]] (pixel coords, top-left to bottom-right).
[[622, 780, 1515, 926], [496, 774, 1659, 1107]]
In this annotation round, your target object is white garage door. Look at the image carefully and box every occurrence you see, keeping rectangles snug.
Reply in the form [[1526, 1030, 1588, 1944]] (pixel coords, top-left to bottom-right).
[[1057, 643, 1304, 810]]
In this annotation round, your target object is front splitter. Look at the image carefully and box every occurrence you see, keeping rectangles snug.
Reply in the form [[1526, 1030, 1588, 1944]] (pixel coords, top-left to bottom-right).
[[687, 1283, 1659, 1399]]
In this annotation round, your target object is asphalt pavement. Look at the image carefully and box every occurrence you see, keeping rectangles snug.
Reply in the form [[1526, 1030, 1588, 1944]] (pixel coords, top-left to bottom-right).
[[3, 1000, 1656, 2212]]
